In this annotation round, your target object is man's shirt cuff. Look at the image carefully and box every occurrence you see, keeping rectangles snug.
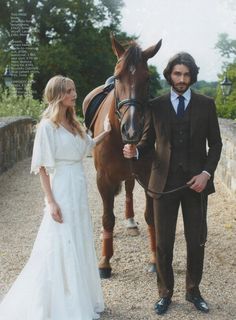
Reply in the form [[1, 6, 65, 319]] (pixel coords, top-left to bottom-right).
[[202, 170, 211, 179]]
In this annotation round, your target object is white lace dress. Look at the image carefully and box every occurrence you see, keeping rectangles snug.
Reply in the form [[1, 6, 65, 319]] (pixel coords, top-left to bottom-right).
[[0, 119, 104, 320]]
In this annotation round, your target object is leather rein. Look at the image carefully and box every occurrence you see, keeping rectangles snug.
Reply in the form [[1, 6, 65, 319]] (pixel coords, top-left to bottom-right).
[[113, 75, 190, 196], [128, 159, 191, 196]]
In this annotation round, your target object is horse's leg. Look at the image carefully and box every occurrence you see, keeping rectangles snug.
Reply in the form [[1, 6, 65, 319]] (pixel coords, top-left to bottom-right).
[[97, 173, 117, 278], [125, 177, 140, 236], [144, 193, 157, 273]]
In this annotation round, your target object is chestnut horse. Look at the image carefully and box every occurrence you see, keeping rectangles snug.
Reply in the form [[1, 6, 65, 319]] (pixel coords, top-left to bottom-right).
[[83, 35, 162, 278]]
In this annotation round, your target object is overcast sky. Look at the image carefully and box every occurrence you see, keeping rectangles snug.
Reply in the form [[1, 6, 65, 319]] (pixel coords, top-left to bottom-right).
[[121, 0, 236, 81]]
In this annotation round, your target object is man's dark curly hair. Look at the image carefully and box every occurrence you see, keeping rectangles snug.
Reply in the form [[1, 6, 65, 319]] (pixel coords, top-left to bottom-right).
[[163, 52, 199, 85]]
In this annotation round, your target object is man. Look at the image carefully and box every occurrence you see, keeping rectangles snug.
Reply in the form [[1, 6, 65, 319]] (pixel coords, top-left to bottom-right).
[[123, 52, 222, 315]]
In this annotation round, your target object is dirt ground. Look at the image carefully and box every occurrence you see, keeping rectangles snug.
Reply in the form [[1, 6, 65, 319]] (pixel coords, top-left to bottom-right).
[[0, 156, 236, 319]]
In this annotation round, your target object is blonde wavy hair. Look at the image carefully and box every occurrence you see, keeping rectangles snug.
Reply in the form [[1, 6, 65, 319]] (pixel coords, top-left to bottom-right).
[[42, 75, 85, 137]]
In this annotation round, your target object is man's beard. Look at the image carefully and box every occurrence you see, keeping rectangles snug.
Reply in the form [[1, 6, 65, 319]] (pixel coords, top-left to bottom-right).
[[171, 82, 190, 94]]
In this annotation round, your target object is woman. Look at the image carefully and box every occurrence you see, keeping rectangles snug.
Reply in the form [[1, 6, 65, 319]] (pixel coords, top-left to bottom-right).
[[0, 75, 111, 320]]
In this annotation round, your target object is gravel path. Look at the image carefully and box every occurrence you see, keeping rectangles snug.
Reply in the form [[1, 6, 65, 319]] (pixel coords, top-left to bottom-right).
[[0, 156, 236, 319]]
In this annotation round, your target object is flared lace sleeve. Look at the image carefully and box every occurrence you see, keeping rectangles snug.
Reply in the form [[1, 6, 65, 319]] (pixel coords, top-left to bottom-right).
[[31, 119, 56, 174], [85, 133, 96, 156]]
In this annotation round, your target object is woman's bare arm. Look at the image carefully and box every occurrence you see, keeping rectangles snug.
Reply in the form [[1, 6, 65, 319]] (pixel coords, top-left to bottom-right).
[[93, 114, 111, 145], [39, 167, 63, 223]]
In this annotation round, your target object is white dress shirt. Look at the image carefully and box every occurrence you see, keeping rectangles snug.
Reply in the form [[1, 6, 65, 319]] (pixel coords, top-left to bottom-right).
[[170, 87, 191, 113]]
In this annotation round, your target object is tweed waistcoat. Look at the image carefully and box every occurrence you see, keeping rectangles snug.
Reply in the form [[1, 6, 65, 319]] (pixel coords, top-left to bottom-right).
[[169, 104, 192, 173]]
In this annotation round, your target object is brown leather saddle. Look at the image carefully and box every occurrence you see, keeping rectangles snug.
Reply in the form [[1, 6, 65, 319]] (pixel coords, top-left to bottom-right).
[[83, 76, 115, 131]]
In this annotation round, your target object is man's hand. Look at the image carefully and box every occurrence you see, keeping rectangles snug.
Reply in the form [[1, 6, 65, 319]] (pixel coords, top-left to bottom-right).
[[187, 172, 210, 193], [123, 144, 137, 159]]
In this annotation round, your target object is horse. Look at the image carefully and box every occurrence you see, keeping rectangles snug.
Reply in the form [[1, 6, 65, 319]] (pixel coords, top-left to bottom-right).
[[83, 35, 162, 278]]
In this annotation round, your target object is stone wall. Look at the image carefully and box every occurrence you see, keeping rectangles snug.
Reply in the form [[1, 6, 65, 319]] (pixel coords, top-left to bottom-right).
[[0, 117, 236, 196], [0, 116, 36, 174], [217, 118, 236, 196]]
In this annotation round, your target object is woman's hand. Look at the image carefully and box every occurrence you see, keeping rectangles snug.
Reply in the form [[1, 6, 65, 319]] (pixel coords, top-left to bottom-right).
[[103, 114, 111, 132], [38, 167, 63, 223], [48, 201, 63, 223]]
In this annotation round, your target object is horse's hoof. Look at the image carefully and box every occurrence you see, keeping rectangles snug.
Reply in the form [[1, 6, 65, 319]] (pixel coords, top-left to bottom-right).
[[127, 227, 140, 236], [148, 263, 157, 273], [99, 268, 112, 279], [126, 217, 138, 228]]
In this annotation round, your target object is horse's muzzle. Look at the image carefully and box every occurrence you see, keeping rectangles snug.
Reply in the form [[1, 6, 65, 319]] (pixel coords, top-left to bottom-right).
[[120, 104, 145, 145], [121, 124, 143, 145]]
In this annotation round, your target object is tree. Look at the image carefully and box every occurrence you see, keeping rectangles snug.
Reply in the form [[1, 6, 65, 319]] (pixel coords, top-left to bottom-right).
[[192, 80, 217, 98], [215, 62, 236, 119], [215, 33, 236, 119], [0, 1, 163, 116], [0, 0, 126, 112], [215, 33, 236, 59], [148, 65, 161, 98]]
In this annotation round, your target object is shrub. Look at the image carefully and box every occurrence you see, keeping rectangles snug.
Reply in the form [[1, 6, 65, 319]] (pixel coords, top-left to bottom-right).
[[0, 78, 45, 120]]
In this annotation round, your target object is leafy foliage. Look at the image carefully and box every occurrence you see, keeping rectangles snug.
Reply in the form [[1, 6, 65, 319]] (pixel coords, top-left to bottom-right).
[[215, 33, 236, 59], [215, 33, 236, 120], [0, 0, 163, 119], [0, 79, 44, 120], [215, 63, 236, 119], [192, 81, 217, 98], [0, 0, 126, 115], [148, 65, 161, 98]]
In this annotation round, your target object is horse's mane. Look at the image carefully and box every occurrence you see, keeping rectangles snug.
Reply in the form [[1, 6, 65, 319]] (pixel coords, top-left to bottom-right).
[[115, 42, 142, 77]]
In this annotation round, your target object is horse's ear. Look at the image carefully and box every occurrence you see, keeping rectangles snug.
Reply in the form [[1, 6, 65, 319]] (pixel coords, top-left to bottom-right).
[[110, 33, 125, 59], [143, 39, 162, 60]]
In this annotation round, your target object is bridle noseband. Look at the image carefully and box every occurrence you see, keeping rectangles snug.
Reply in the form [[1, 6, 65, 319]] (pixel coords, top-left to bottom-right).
[[115, 95, 144, 122], [113, 64, 147, 123]]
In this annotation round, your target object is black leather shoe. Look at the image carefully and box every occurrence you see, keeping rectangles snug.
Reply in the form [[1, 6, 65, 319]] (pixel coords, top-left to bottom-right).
[[154, 297, 171, 315], [186, 293, 209, 313]]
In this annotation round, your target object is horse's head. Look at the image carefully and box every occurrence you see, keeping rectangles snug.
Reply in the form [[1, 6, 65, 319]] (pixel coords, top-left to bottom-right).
[[111, 34, 162, 144]]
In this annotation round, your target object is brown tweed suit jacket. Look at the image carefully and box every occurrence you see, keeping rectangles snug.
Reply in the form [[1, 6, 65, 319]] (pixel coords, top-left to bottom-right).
[[137, 90, 222, 199]]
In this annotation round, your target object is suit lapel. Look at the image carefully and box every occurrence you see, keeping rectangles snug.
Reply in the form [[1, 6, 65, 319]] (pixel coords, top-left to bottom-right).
[[160, 93, 172, 140], [189, 90, 200, 137]]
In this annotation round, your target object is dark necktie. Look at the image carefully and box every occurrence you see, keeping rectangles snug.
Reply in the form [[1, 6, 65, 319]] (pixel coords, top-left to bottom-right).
[[177, 95, 185, 117]]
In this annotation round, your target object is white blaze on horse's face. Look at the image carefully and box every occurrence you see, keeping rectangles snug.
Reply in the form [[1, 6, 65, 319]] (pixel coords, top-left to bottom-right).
[[126, 106, 136, 139], [129, 65, 136, 97], [111, 36, 162, 144], [130, 65, 136, 75], [125, 65, 138, 140], [116, 63, 148, 144]]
